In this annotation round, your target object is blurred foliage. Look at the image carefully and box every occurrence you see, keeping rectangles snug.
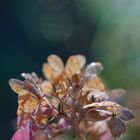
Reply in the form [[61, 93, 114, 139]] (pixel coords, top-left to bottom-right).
[[0, 0, 140, 139]]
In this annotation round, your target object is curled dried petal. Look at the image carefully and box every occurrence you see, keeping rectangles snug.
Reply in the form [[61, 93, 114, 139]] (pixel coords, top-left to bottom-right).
[[83, 101, 123, 115]]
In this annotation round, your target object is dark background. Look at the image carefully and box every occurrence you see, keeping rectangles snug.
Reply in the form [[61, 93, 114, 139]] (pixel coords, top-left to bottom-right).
[[0, 0, 140, 139]]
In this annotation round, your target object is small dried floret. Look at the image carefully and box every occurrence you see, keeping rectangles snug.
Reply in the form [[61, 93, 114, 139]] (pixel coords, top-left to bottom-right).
[[83, 101, 123, 115]]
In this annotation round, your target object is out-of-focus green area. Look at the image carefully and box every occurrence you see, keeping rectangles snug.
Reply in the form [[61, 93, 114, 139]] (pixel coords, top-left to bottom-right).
[[0, 0, 140, 139]]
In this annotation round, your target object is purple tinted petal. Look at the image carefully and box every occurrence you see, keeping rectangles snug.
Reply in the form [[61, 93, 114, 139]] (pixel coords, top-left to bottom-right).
[[12, 128, 30, 140], [100, 131, 112, 140]]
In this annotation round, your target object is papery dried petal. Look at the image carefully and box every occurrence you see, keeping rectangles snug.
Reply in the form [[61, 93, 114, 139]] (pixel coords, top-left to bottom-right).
[[108, 116, 126, 138], [108, 89, 127, 102], [47, 54, 64, 73], [43, 63, 53, 80], [86, 109, 112, 121], [78, 95, 88, 106], [9, 79, 26, 96], [23, 95, 39, 113], [43, 63, 61, 83], [119, 108, 134, 121], [17, 94, 39, 116], [23, 80, 42, 98], [84, 62, 103, 78], [21, 72, 40, 84], [65, 55, 83, 76], [74, 55, 86, 68], [83, 77, 105, 92], [39, 81, 53, 95]]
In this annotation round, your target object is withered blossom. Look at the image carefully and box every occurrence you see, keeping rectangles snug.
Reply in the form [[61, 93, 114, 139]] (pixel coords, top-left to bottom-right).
[[9, 54, 134, 140]]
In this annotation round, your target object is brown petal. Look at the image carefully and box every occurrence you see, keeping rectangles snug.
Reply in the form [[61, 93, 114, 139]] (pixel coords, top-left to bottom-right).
[[9, 79, 27, 96], [78, 95, 88, 106], [23, 80, 42, 98]]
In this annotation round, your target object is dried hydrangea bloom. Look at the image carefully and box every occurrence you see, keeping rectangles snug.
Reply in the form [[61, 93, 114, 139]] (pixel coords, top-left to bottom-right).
[[9, 54, 134, 140]]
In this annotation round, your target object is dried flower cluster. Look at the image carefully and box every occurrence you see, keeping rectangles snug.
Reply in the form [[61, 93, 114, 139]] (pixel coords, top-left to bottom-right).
[[9, 55, 134, 140]]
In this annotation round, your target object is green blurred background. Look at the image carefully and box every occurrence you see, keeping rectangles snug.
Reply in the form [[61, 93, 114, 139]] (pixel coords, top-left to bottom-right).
[[0, 0, 140, 139]]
